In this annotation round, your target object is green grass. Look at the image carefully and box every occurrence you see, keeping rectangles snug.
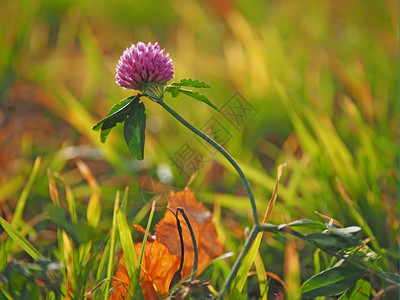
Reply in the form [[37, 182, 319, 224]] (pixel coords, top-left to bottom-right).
[[0, 0, 398, 299]]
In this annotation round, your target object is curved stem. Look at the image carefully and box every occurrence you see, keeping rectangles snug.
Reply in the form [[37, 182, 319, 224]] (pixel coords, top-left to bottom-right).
[[156, 99, 259, 225], [178, 208, 198, 281], [167, 208, 185, 280]]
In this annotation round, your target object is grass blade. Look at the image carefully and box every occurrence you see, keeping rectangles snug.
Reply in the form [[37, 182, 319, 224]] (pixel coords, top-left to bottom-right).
[[99, 191, 121, 300], [62, 230, 76, 293], [138, 201, 156, 269], [117, 209, 142, 297], [12, 156, 41, 228], [0, 217, 42, 261], [284, 240, 301, 300], [76, 159, 101, 227], [254, 252, 268, 299], [117, 209, 138, 275]]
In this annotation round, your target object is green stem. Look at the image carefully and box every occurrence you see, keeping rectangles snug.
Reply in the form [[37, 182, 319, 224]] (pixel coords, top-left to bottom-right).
[[217, 226, 260, 299], [217, 223, 299, 298], [156, 99, 259, 226]]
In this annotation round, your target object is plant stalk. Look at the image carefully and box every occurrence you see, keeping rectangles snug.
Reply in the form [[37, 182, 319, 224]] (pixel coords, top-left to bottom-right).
[[217, 223, 300, 298], [217, 225, 260, 299], [178, 207, 198, 281], [156, 99, 259, 226]]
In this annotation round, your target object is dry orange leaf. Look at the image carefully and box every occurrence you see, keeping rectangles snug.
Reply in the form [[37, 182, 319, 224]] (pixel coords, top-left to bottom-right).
[[111, 240, 180, 299], [110, 188, 223, 299], [156, 188, 223, 277]]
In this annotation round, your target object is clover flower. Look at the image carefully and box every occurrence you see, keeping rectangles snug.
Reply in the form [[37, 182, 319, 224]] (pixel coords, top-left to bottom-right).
[[115, 42, 174, 92], [97, 41, 217, 160]]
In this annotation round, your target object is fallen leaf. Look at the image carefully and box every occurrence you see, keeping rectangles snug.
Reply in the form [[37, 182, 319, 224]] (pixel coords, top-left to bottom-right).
[[110, 188, 223, 299], [156, 188, 223, 278], [111, 240, 180, 299]]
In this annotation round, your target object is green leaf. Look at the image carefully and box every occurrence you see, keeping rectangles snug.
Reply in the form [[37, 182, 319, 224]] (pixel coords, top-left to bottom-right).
[[278, 219, 326, 230], [99, 127, 112, 143], [374, 271, 400, 285], [165, 86, 180, 97], [0, 217, 42, 261], [92, 95, 137, 142], [93, 96, 135, 131], [123, 101, 146, 160], [301, 266, 367, 298], [343, 245, 379, 268], [339, 279, 371, 300], [326, 225, 363, 247], [101, 102, 132, 130], [176, 88, 219, 112], [304, 232, 362, 251], [165, 79, 218, 111], [329, 226, 362, 234], [170, 78, 211, 88]]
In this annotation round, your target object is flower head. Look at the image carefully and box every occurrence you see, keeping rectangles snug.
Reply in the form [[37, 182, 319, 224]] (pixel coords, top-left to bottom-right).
[[115, 42, 174, 92]]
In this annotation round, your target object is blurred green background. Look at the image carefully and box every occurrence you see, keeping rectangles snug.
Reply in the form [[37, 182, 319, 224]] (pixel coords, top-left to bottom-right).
[[0, 0, 398, 297]]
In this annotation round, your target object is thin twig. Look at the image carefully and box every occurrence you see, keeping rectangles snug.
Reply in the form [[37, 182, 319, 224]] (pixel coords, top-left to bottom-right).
[[372, 284, 399, 300]]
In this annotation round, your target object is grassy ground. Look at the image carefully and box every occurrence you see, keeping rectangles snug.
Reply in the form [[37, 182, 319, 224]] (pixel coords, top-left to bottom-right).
[[0, 0, 398, 299]]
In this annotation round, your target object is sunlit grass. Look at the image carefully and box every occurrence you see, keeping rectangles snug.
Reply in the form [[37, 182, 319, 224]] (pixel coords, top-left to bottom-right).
[[0, 0, 398, 298]]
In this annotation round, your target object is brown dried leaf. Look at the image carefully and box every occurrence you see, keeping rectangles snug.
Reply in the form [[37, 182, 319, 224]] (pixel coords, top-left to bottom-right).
[[314, 210, 344, 228], [156, 188, 223, 277], [111, 188, 223, 300], [47, 169, 60, 205], [263, 163, 287, 223], [111, 240, 180, 299], [136, 240, 180, 298]]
